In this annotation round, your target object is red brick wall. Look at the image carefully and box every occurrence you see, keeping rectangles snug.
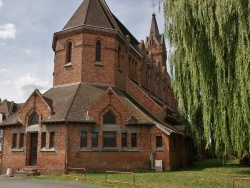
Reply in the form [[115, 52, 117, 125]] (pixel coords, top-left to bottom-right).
[[126, 79, 165, 121], [1, 127, 26, 174], [66, 124, 152, 172]]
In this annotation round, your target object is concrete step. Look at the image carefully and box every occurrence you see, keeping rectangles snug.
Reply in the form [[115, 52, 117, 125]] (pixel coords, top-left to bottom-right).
[[15, 166, 40, 177], [15, 171, 41, 177]]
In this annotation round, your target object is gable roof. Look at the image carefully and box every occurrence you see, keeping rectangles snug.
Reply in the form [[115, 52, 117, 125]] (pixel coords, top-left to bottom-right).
[[0, 100, 22, 118], [0, 83, 180, 134]]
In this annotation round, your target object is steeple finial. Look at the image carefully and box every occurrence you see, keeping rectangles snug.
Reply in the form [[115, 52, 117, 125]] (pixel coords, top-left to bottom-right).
[[151, 0, 156, 14]]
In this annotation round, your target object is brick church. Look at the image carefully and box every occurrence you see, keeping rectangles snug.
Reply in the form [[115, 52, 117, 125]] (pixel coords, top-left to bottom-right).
[[0, 0, 192, 175]]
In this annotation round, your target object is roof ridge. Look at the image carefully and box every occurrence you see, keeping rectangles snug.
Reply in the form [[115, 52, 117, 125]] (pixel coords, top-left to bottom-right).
[[65, 83, 82, 121]]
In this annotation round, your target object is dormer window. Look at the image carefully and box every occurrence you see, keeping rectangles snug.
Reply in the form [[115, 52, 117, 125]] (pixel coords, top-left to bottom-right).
[[103, 111, 116, 124], [95, 41, 101, 63], [65, 42, 72, 66], [28, 112, 39, 126]]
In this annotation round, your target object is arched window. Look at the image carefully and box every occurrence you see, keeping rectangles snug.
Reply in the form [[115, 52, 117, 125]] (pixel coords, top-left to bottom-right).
[[118, 47, 121, 69], [103, 111, 116, 124], [95, 41, 101, 62], [66, 42, 72, 64], [28, 112, 39, 125]]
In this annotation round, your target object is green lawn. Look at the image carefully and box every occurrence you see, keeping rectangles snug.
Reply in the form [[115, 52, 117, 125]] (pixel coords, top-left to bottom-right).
[[30, 159, 250, 188]]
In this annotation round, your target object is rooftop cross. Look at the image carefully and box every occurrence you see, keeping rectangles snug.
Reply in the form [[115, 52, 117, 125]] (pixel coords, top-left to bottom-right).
[[151, 0, 156, 14]]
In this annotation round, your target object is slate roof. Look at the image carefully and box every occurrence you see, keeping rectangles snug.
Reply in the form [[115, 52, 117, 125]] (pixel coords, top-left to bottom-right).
[[0, 101, 23, 126], [0, 83, 180, 134], [47, 83, 180, 134], [62, 0, 139, 45], [42, 83, 154, 124]]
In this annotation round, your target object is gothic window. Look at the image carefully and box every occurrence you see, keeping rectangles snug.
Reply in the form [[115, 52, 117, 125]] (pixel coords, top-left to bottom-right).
[[118, 47, 121, 70], [96, 41, 101, 62], [66, 42, 72, 64], [28, 112, 39, 125], [103, 111, 116, 124]]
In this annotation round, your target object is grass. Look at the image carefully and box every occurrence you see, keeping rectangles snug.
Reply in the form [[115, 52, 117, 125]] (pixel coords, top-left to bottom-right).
[[28, 159, 250, 188]]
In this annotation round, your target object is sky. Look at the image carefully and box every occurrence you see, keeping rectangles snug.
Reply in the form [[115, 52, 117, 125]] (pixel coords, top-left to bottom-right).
[[0, 0, 166, 103]]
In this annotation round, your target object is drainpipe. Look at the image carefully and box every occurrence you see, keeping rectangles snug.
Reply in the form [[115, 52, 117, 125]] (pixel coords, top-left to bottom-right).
[[65, 121, 68, 174], [148, 125, 152, 169]]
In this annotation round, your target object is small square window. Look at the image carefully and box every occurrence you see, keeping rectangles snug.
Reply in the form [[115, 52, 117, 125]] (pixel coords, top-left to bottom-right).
[[156, 136, 162, 148]]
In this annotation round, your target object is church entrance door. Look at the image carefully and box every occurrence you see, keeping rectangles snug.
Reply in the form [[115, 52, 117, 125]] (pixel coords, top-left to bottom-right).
[[29, 133, 38, 166]]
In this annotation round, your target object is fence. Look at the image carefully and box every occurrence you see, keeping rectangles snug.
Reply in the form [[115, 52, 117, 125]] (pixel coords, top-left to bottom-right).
[[105, 171, 135, 187], [232, 177, 250, 188], [66, 167, 86, 180]]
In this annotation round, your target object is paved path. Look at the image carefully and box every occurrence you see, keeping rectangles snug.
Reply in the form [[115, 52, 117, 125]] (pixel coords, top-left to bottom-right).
[[0, 177, 105, 188]]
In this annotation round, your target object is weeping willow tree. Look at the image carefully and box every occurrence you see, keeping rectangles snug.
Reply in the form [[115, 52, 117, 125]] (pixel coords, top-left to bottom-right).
[[163, 0, 250, 157]]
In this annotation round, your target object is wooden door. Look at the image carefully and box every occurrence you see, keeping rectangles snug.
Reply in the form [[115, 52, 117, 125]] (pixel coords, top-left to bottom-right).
[[29, 133, 38, 166]]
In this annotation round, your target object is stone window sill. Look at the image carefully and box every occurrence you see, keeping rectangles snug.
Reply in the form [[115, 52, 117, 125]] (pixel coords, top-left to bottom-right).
[[78, 147, 140, 152], [120, 147, 140, 152], [95, 62, 103, 67], [155, 147, 165, 152], [64, 62, 72, 67], [11, 148, 24, 152], [40, 148, 56, 152]]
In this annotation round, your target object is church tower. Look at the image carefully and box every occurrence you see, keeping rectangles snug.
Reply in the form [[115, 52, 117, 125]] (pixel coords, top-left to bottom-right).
[[52, 0, 138, 88], [146, 13, 167, 70]]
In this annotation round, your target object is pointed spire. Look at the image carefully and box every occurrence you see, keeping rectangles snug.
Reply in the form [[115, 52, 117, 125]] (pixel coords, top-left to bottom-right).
[[63, 0, 115, 30], [150, 13, 160, 42]]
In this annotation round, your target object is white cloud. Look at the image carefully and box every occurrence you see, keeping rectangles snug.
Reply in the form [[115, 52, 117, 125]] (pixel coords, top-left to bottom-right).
[[14, 73, 50, 96], [20, 48, 35, 55], [0, 0, 2, 9], [0, 23, 17, 39], [0, 68, 11, 75]]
